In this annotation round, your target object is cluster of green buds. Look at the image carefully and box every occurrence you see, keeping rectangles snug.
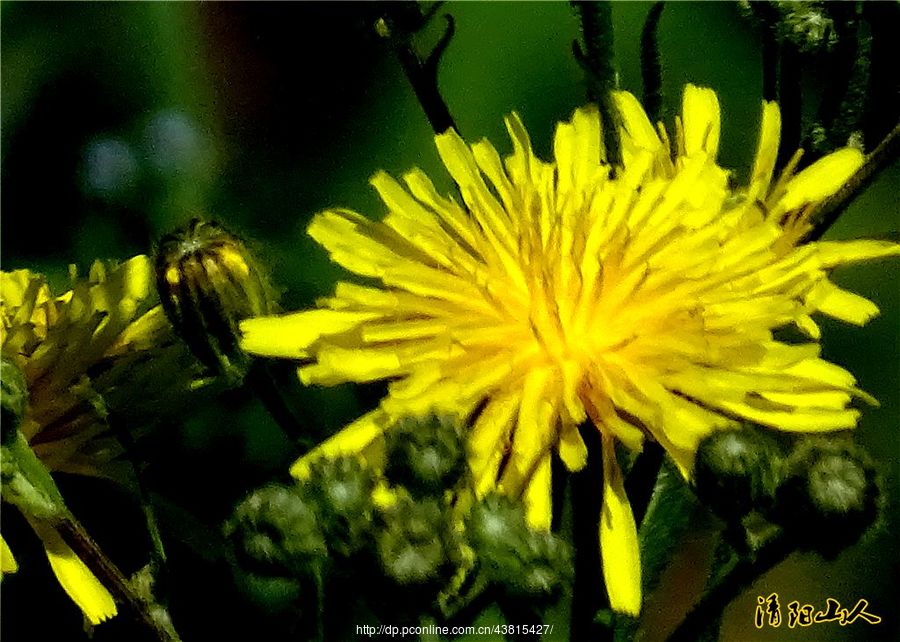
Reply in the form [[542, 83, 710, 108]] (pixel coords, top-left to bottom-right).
[[154, 218, 277, 382], [692, 426, 882, 557], [223, 458, 378, 621], [224, 413, 573, 630]]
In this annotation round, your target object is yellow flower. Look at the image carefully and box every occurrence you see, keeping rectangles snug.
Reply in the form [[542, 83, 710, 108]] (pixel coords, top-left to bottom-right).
[[1, 255, 203, 624], [239, 85, 899, 615]]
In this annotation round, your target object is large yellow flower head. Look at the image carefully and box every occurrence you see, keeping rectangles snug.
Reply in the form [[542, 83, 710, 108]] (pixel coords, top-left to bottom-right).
[[1, 255, 204, 624], [240, 85, 899, 615]]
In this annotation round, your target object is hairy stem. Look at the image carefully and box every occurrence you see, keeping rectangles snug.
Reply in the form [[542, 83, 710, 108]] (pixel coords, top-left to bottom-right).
[[639, 3, 665, 124], [572, 1, 622, 169]]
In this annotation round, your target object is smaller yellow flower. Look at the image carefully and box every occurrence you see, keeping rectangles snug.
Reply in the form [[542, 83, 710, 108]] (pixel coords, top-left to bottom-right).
[[1, 255, 205, 624]]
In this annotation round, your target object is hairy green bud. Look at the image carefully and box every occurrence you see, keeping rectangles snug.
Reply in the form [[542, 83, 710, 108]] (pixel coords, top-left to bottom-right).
[[466, 494, 573, 602], [377, 497, 450, 585], [384, 414, 468, 497], [225, 483, 327, 576], [692, 426, 783, 519], [772, 438, 881, 557], [303, 457, 377, 557]]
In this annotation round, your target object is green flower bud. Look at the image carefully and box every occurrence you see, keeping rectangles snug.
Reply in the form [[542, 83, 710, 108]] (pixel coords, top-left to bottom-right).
[[1, 357, 28, 445], [154, 218, 276, 381], [466, 494, 573, 602], [377, 496, 450, 585], [303, 457, 377, 557], [772, 439, 881, 557], [467, 493, 529, 562], [692, 426, 783, 519], [225, 483, 327, 576], [512, 530, 573, 601], [384, 414, 468, 497]]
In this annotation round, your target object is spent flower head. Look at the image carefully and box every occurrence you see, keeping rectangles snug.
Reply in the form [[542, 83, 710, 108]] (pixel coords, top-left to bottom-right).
[[240, 85, 899, 614], [1, 255, 206, 624]]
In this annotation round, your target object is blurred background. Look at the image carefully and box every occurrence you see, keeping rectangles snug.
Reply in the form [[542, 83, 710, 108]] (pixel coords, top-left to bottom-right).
[[1, 2, 897, 640]]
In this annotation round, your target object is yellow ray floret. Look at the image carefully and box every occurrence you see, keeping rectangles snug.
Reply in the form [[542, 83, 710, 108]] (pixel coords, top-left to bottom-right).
[[240, 85, 899, 614], [27, 519, 117, 625], [1, 535, 18, 574]]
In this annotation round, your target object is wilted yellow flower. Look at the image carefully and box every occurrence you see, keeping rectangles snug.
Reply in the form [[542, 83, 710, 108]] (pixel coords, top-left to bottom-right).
[[240, 85, 898, 614], [1, 255, 204, 624]]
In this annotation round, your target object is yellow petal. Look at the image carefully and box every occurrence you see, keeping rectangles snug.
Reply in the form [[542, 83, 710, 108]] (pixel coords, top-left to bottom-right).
[[558, 422, 588, 472], [611, 90, 661, 152], [682, 85, 720, 158], [554, 105, 603, 193], [504, 112, 541, 187], [806, 280, 880, 325], [289, 409, 389, 479], [815, 240, 900, 268], [599, 433, 641, 616], [499, 368, 554, 493], [777, 147, 864, 212], [239, 310, 383, 358], [28, 519, 117, 625], [1, 535, 18, 574], [523, 454, 552, 531], [299, 344, 405, 385], [469, 391, 521, 496], [717, 399, 859, 432], [749, 100, 781, 200]]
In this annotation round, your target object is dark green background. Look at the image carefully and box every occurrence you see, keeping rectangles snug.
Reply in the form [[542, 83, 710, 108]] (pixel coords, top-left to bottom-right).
[[1, 3, 897, 641]]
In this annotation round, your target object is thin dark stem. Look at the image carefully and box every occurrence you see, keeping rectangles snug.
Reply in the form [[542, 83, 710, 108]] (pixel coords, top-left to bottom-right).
[[55, 513, 181, 641], [313, 566, 325, 642], [862, 2, 900, 147], [666, 535, 795, 642], [624, 443, 664, 528], [639, 2, 665, 124], [112, 421, 168, 571], [750, 2, 779, 102], [777, 40, 802, 171], [802, 120, 900, 243], [247, 359, 313, 450], [806, 3, 860, 159], [395, 36, 457, 134], [572, 0, 622, 169], [380, 6, 457, 135]]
